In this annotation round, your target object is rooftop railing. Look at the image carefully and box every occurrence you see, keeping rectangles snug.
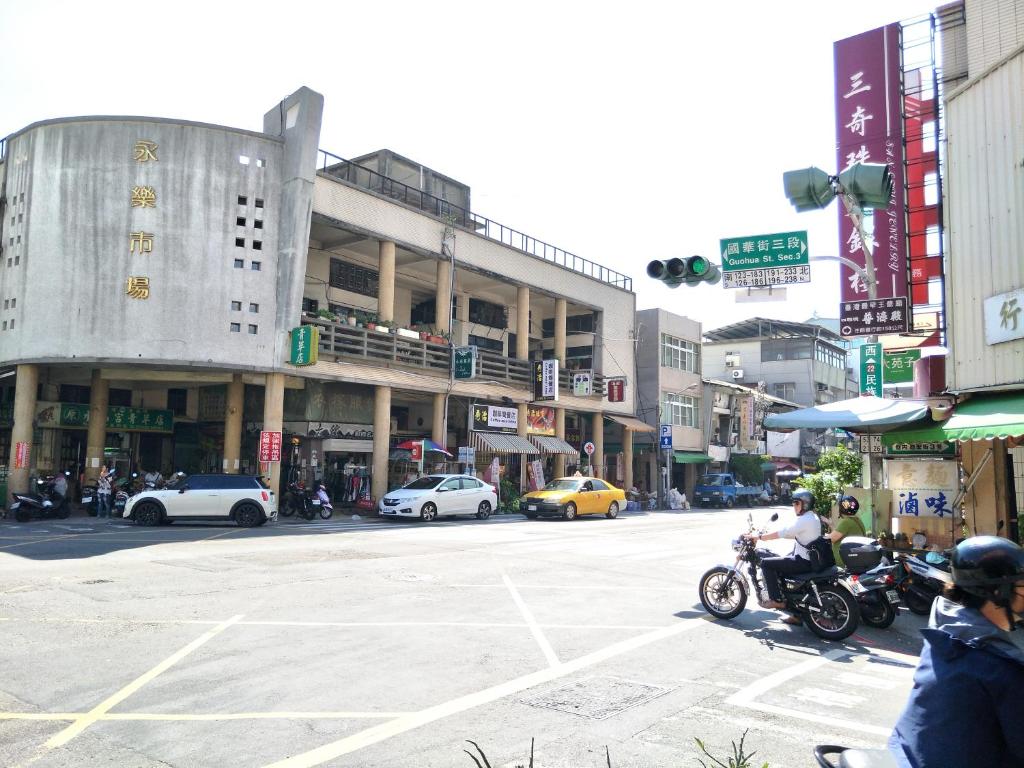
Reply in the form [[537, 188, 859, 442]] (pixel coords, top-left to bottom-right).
[[317, 150, 633, 292]]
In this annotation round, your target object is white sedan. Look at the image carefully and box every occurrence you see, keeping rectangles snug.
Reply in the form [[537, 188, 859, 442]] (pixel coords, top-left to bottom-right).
[[378, 474, 497, 522]]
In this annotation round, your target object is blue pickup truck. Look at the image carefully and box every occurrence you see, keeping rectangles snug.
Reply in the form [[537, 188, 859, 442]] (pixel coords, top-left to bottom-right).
[[694, 473, 764, 508]]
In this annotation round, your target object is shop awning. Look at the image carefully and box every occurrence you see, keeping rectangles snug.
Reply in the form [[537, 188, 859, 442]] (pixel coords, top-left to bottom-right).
[[882, 391, 1024, 445], [763, 395, 929, 432], [529, 436, 580, 455], [605, 414, 656, 432], [673, 451, 711, 464], [471, 432, 540, 454]]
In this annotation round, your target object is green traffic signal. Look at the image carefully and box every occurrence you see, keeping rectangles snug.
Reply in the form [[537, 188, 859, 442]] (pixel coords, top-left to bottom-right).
[[838, 162, 893, 210], [646, 257, 720, 288], [783, 166, 835, 212]]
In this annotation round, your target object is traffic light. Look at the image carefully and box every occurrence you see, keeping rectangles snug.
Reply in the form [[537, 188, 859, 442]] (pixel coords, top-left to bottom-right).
[[838, 162, 893, 210], [782, 166, 835, 212], [646, 256, 721, 288]]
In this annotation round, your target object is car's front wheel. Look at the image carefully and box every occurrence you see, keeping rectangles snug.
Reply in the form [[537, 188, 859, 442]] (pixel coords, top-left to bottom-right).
[[134, 502, 162, 527], [476, 501, 492, 520], [235, 503, 263, 527], [420, 502, 437, 522], [562, 502, 577, 520]]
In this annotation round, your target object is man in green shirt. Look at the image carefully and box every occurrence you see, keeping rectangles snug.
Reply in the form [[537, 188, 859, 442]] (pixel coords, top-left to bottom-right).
[[828, 495, 867, 566]]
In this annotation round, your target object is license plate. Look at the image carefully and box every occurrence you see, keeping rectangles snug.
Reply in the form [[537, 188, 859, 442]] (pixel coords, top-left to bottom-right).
[[81, 496, 93, 504], [701, 497, 711, 502], [312, 500, 321, 505], [528, 505, 538, 511], [886, 589, 900, 603]]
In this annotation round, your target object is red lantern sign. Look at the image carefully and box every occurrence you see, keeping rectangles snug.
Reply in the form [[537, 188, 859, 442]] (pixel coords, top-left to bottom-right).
[[606, 379, 625, 403]]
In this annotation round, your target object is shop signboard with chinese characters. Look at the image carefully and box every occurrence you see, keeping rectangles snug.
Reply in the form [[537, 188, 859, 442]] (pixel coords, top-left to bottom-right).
[[983, 288, 1024, 345], [883, 349, 921, 384], [841, 298, 910, 338], [289, 326, 320, 366], [14, 441, 30, 469], [472, 404, 518, 434], [885, 440, 956, 458], [527, 406, 556, 436], [834, 25, 909, 317], [259, 431, 283, 463], [885, 460, 958, 519], [606, 378, 625, 403], [859, 343, 883, 397], [35, 402, 173, 433], [720, 230, 810, 288], [571, 370, 594, 396], [454, 346, 478, 379], [534, 359, 559, 401]]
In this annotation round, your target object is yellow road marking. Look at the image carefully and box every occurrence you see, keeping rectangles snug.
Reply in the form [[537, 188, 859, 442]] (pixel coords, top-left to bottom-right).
[[43, 614, 244, 749], [263, 617, 713, 768], [501, 573, 558, 668]]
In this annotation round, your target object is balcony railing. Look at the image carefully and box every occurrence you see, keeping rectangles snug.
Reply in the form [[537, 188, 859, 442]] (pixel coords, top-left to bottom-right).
[[316, 150, 633, 292], [300, 316, 604, 396]]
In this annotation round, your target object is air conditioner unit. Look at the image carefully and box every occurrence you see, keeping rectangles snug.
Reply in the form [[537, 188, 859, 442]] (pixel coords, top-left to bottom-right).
[[731, 369, 745, 380]]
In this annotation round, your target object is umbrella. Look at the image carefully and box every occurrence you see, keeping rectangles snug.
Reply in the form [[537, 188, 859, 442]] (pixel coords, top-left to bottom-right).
[[763, 395, 929, 433], [395, 439, 453, 457]]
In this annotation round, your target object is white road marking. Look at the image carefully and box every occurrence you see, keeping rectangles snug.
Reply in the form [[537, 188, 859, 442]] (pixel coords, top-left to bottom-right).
[[42, 614, 244, 749], [502, 574, 559, 668], [0, 617, 668, 631], [837, 671, 901, 690], [261, 617, 712, 768], [450, 583, 681, 592], [788, 687, 864, 709]]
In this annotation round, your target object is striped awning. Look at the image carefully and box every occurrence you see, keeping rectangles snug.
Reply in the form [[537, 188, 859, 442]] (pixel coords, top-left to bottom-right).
[[471, 432, 540, 454], [604, 414, 656, 432], [530, 436, 580, 455]]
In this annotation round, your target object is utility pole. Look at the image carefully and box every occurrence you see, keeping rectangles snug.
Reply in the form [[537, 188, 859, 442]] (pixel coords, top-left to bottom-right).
[[441, 214, 457, 459]]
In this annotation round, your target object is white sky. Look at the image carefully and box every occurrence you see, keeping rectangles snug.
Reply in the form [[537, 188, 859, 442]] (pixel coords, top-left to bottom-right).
[[1, 0, 937, 332]]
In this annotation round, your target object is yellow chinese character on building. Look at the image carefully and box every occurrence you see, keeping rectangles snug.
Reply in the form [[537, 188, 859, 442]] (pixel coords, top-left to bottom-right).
[[898, 464, 919, 487], [133, 140, 158, 162], [130, 186, 157, 208], [129, 231, 154, 254], [125, 276, 150, 299]]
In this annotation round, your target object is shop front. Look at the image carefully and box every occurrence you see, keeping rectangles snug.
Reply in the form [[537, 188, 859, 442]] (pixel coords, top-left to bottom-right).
[[470, 402, 538, 504]]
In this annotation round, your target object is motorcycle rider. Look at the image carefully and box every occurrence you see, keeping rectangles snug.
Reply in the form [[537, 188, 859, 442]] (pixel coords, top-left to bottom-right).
[[744, 488, 821, 623], [889, 536, 1024, 767], [143, 467, 164, 488], [827, 494, 867, 567]]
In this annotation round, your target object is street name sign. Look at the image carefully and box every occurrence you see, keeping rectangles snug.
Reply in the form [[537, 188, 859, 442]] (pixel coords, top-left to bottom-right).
[[720, 230, 810, 289], [860, 343, 883, 397]]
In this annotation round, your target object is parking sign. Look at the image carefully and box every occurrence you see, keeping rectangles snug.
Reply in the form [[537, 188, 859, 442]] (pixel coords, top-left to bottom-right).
[[660, 424, 672, 449]]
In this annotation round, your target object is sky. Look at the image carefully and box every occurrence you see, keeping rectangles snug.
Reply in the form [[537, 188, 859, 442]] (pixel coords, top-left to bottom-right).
[[1, 0, 938, 333]]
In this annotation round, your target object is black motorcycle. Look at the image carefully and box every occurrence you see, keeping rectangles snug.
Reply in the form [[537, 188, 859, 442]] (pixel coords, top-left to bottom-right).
[[80, 482, 99, 516], [840, 537, 901, 629], [698, 514, 860, 641], [893, 549, 951, 615], [9, 477, 71, 522], [281, 481, 317, 520]]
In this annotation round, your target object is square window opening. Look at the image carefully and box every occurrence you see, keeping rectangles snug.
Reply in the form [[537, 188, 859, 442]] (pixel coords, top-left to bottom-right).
[[239, 155, 250, 165], [230, 323, 241, 333], [235, 237, 245, 248], [254, 198, 264, 208], [254, 219, 263, 229], [233, 259, 244, 268], [251, 261, 261, 271], [248, 324, 258, 334], [256, 158, 266, 168], [249, 302, 259, 313], [236, 216, 246, 227], [9, 318, 13, 329], [237, 195, 248, 206], [231, 300, 242, 311], [13, 256, 18, 266], [252, 240, 262, 250]]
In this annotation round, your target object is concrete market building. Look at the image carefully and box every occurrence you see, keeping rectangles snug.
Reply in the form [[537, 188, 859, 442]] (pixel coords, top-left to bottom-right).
[[0, 86, 648, 507]]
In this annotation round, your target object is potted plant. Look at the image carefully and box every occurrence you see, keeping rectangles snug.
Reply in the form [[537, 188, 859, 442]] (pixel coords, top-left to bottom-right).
[[316, 308, 338, 323], [346, 310, 357, 326]]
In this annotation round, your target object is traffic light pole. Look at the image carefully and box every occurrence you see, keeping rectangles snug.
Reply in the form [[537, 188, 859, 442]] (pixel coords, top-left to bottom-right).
[[836, 188, 879, 302]]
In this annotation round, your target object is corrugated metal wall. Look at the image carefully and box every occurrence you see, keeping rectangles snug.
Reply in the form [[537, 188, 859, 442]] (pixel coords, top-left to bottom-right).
[[966, 0, 1024, 72], [944, 48, 1024, 390]]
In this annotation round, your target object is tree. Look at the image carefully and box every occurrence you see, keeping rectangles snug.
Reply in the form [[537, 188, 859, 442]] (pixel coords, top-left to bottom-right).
[[794, 445, 863, 517]]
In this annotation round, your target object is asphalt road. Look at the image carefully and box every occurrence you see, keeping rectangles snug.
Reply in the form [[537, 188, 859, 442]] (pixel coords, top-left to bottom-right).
[[0, 506, 926, 768]]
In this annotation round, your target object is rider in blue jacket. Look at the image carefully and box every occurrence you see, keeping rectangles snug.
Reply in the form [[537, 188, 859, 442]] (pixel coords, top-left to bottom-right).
[[889, 536, 1024, 767]]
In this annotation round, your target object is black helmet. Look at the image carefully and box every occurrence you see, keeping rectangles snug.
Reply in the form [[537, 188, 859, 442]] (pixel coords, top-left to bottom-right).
[[839, 495, 860, 515], [951, 536, 1024, 608], [792, 488, 814, 512]]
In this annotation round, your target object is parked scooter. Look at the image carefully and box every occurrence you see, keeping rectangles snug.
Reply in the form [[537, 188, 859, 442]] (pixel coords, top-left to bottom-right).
[[8, 476, 71, 522], [893, 549, 951, 615], [313, 481, 333, 520], [281, 480, 317, 520], [839, 537, 901, 629], [80, 481, 99, 516], [698, 512, 860, 641]]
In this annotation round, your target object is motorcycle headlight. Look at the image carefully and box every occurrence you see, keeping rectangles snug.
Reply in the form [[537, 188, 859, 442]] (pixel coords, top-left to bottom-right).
[[731, 537, 743, 551]]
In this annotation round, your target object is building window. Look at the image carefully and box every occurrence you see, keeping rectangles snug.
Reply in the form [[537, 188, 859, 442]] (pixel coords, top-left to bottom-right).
[[541, 313, 596, 338], [773, 382, 796, 401], [251, 261, 261, 271], [468, 298, 508, 329], [468, 334, 503, 353], [237, 195, 248, 206], [167, 388, 188, 416], [239, 155, 250, 165], [254, 198, 264, 208], [761, 338, 813, 362], [248, 324, 258, 334], [236, 216, 246, 227], [329, 258, 378, 298], [663, 392, 698, 427], [249, 302, 259, 313], [231, 301, 241, 311], [252, 240, 262, 250], [661, 333, 698, 372], [254, 219, 263, 230], [814, 342, 846, 369], [256, 158, 266, 168], [230, 323, 241, 333], [301, 297, 319, 314], [236, 237, 245, 248], [234, 259, 244, 269]]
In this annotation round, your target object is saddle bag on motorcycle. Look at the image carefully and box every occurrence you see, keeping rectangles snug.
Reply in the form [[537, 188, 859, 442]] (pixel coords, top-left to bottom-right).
[[806, 536, 837, 571]]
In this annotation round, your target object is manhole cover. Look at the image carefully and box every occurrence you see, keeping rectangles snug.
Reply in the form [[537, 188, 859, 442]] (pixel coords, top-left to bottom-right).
[[521, 676, 674, 720]]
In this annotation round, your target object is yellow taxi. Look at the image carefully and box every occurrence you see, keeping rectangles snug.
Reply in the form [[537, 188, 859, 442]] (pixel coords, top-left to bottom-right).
[[519, 477, 627, 520]]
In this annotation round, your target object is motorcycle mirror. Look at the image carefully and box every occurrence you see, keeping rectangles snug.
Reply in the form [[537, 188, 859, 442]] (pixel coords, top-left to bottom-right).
[[770, 513, 779, 522]]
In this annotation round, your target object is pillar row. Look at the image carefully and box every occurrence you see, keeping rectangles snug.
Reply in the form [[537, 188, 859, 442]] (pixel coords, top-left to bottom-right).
[[378, 240, 396, 324], [372, 385, 392, 503], [85, 368, 109, 481], [435, 260, 452, 334], [592, 413, 604, 479], [623, 427, 634, 493], [432, 393, 446, 447], [263, 373, 285, 498], [554, 408, 566, 478], [223, 374, 244, 474], [7, 364, 39, 500]]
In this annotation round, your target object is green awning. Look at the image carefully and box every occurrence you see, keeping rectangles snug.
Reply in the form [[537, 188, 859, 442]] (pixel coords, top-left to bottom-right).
[[882, 391, 1024, 445], [674, 451, 711, 464]]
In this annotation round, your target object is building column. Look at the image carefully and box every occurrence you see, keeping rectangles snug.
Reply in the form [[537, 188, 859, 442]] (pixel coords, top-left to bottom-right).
[[372, 385, 392, 502], [378, 240, 396, 324], [516, 286, 530, 360], [432, 393, 446, 447], [518, 403, 529, 490], [592, 412, 604, 479], [84, 369, 109, 481], [435, 260, 452, 334], [262, 373, 285, 497], [554, 297, 567, 362], [623, 427, 633, 492], [554, 407, 567, 478], [223, 374, 244, 474], [7, 365, 39, 500]]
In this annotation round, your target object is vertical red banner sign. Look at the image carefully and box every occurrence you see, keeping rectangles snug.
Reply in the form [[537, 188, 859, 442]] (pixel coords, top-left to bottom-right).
[[14, 441, 30, 469], [606, 379, 625, 403], [259, 431, 282, 462], [834, 24, 909, 320]]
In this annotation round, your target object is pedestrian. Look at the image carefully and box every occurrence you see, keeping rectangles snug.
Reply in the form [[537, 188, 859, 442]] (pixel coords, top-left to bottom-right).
[[889, 536, 1024, 767], [97, 466, 112, 520]]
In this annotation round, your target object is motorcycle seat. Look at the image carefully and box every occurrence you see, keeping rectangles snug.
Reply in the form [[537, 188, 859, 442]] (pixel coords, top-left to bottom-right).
[[839, 749, 899, 768], [786, 566, 842, 583]]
